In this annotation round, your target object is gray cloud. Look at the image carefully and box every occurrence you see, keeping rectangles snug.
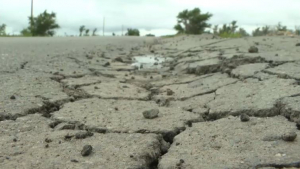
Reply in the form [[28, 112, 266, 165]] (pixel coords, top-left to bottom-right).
[[1, 0, 300, 36]]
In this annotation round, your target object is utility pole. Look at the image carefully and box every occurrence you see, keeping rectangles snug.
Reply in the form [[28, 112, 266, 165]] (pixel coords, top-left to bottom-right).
[[103, 17, 105, 36], [31, 0, 33, 18], [31, 0, 33, 36]]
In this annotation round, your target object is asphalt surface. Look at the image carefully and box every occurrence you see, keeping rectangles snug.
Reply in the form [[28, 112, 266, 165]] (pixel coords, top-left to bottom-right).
[[1, 35, 300, 169]]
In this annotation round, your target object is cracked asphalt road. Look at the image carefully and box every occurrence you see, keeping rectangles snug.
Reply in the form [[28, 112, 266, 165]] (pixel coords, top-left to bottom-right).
[[1, 35, 300, 169]]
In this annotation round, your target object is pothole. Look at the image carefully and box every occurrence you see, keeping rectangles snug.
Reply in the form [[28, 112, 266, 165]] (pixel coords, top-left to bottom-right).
[[131, 55, 173, 69]]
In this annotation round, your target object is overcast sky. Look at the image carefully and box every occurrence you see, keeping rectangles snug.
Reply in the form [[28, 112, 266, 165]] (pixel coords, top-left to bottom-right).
[[1, 0, 300, 36]]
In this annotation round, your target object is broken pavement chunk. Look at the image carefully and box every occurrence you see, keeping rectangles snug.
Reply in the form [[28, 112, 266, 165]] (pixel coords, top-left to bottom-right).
[[143, 109, 159, 119]]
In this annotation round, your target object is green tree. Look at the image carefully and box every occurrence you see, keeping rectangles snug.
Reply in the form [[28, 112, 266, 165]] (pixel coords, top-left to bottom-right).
[[28, 10, 59, 36], [126, 28, 140, 36], [252, 27, 262, 36], [79, 25, 85, 36], [218, 24, 231, 34], [215, 21, 247, 38], [92, 28, 97, 36], [295, 26, 300, 35], [174, 8, 212, 34], [20, 28, 32, 36], [252, 25, 271, 36], [0, 24, 6, 36], [276, 22, 287, 31], [84, 29, 90, 36], [212, 25, 218, 35], [262, 25, 270, 35], [230, 21, 238, 33], [238, 28, 249, 37]]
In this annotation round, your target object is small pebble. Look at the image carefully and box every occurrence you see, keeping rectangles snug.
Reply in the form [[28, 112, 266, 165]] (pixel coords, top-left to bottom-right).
[[143, 109, 159, 119], [81, 145, 93, 156], [166, 89, 174, 96], [94, 86, 99, 89], [296, 121, 300, 130], [282, 132, 297, 142], [248, 46, 259, 53], [104, 62, 110, 67], [45, 138, 52, 143], [75, 131, 94, 139], [49, 121, 60, 128], [114, 57, 123, 62], [240, 114, 250, 122], [296, 43, 300, 46], [143, 83, 153, 90], [71, 159, 79, 163], [10, 95, 16, 100], [64, 134, 74, 140], [176, 159, 185, 166]]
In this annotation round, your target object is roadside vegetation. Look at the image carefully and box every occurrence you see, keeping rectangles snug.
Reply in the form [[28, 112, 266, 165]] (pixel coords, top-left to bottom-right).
[[1, 7, 300, 38], [213, 21, 249, 38], [251, 22, 299, 37], [174, 8, 212, 35], [145, 34, 155, 37], [20, 10, 60, 36], [126, 28, 140, 36], [0, 24, 6, 36], [78, 26, 98, 36]]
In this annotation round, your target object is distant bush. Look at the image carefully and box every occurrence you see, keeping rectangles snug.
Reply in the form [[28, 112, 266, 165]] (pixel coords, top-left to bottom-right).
[[276, 22, 287, 31], [219, 32, 242, 38], [92, 28, 97, 36], [161, 34, 185, 38], [20, 28, 32, 36], [126, 28, 140, 36], [0, 24, 6, 36], [213, 21, 249, 38], [252, 26, 271, 36], [145, 34, 155, 37], [295, 26, 300, 35], [79, 25, 85, 36], [28, 10, 60, 36], [84, 29, 90, 36]]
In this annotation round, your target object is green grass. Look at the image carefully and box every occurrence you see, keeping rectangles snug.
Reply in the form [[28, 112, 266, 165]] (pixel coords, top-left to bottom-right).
[[161, 33, 185, 38], [219, 32, 242, 38], [0, 34, 32, 37]]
